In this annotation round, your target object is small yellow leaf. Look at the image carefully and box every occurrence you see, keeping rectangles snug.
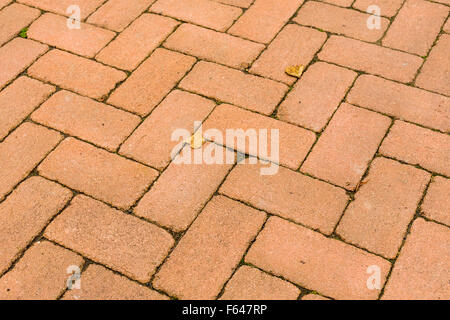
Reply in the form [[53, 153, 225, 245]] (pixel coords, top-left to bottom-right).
[[188, 131, 206, 149], [285, 64, 305, 78]]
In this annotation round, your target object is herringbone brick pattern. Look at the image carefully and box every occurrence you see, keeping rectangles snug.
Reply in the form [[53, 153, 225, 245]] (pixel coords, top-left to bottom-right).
[[0, 0, 449, 300]]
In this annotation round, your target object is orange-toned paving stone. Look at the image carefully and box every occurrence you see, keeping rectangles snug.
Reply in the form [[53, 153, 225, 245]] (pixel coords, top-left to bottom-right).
[[0, 0, 448, 301]]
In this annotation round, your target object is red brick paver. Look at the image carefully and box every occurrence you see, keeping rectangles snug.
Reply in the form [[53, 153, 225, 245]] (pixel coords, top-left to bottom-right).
[[1, 0, 449, 301]]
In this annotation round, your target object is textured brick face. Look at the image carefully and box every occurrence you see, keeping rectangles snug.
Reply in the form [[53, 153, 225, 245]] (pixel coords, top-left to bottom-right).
[[17, 0, 106, 18], [382, 219, 450, 300], [0, 177, 72, 274], [336, 158, 430, 258], [301, 103, 391, 190], [45, 195, 174, 283], [153, 196, 266, 299], [180, 61, 289, 115], [220, 163, 349, 234], [0, 3, 40, 46], [318, 36, 423, 83], [38, 138, 159, 209], [421, 177, 450, 227], [246, 217, 391, 300], [0, 77, 55, 140], [352, 0, 404, 17]]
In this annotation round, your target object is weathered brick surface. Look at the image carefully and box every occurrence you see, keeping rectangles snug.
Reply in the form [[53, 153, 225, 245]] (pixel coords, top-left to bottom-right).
[[246, 217, 391, 300], [318, 36, 423, 83], [45, 195, 174, 283], [380, 121, 450, 176], [31, 90, 140, 151], [0, 241, 84, 300], [135, 144, 234, 232], [0, 38, 48, 90], [415, 34, 450, 96], [278, 62, 357, 131], [202, 104, 316, 169], [17, 0, 106, 19], [347, 75, 450, 132], [180, 61, 288, 115], [150, 0, 242, 31], [38, 138, 159, 209], [249, 24, 327, 84], [119, 90, 215, 169], [0, 77, 55, 140], [336, 158, 430, 258], [87, 0, 155, 32], [0, 3, 40, 46], [421, 176, 450, 226], [164, 23, 265, 69], [153, 196, 266, 299], [0, 122, 62, 200], [301, 103, 391, 190], [382, 0, 448, 56], [294, 1, 389, 42], [28, 50, 126, 100], [382, 219, 450, 300], [0, 176, 72, 274], [220, 163, 349, 234], [220, 265, 300, 300], [108, 48, 195, 115], [0, 0, 12, 10], [28, 13, 115, 58], [96, 14, 178, 71], [62, 264, 168, 300], [228, 0, 303, 43], [353, 0, 404, 17]]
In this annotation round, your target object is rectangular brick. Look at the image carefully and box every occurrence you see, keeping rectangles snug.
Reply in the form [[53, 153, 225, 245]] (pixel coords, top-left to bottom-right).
[[337, 158, 430, 258], [150, 0, 242, 31], [28, 13, 115, 58], [0, 241, 83, 300], [220, 163, 349, 234], [38, 138, 159, 209], [135, 144, 234, 231], [0, 0, 11, 9], [0, 76, 55, 140], [380, 121, 450, 176], [119, 90, 215, 169], [421, 176, 450, 227], [353, 0, 403, 17], [220, 265, 300, 300], [153, 196, 266, 299], [0, 122, 62, 200], [180, 62, 289, 115], [382, 0, 448, 56], [228, 0, 303, 43], [294, 1, 389, 42], [301, 103, 391, 190], [203, 104, 316, 169], [17, 0, 106, 19], [45, 195, 174, 283], [246, 216, 391, 300], [278, 62, 357, 131], [382, 219, 450, 300], [318, 36, 423, 83], [31, 90, 141, 151], [87, 0, 155, 32], [164, 23, 265, 69], [348, 75, 450, 132], [28, 50, 126, 100], [0, 176, 72, 274], [0, 3, 40, 46], [108, 48, 195, 116], [249, 24, 327, 84], [415, 34, 450, 96], [96, 14, 178, 71], [0, 38, 48, 90], [62, 264, 168, 300]]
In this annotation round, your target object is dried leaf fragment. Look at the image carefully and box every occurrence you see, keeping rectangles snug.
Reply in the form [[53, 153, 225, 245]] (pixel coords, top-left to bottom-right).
[[188, 131, 206, 149], [285, 64, 305, 78]]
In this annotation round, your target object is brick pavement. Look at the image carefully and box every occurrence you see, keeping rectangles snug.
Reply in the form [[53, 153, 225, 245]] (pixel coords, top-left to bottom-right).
[[0, 0, 448, 300]]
